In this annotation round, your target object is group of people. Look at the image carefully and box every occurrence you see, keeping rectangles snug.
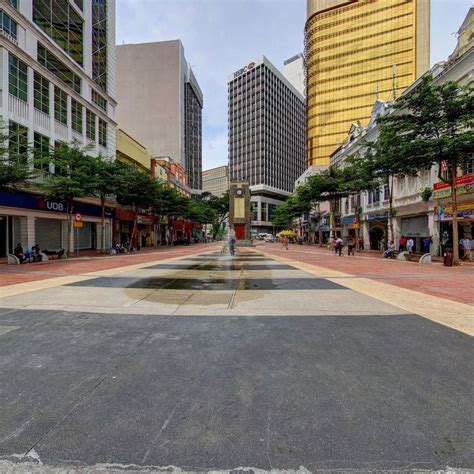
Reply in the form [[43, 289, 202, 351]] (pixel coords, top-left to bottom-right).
[[14, 243, 43, 264]]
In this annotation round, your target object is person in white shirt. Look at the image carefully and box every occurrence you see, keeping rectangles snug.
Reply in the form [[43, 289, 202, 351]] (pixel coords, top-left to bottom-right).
[[406, 238, 414, 253]]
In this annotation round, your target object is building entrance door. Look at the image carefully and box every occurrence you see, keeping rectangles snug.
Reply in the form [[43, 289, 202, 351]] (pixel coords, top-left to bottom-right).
[[0, 216, 7, 258], [234, 223, 245, 240]]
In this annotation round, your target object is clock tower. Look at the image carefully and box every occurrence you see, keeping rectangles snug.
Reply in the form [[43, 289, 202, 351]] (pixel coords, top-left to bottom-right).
[[229, 181, 252, 245]]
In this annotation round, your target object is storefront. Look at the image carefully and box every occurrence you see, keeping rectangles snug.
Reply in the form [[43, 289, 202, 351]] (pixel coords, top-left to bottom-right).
[[435, 201, 474, 255], [400, 215, 429, 253], [364, 211, 388, 250], [0, 191, 114, 255]]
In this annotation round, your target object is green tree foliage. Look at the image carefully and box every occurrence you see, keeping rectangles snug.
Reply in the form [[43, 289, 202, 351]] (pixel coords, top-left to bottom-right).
[[0, 124, 32, 192], [272, 195, 311, 229], [375, 76, 474, 264], [201, 192, 229, 238], [38, 141, 96, 255]]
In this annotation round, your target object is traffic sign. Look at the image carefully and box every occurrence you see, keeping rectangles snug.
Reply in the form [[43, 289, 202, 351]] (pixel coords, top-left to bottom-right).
[[75, 212, 82, 222], [73, 221, 83, 228]]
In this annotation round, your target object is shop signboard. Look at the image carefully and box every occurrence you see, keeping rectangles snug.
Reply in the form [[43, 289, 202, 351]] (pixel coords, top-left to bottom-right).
[[341, 215, 355, 225], [366, 211, 388, 221], [432, 173, 474, 200], [435, 201, 474, 221]]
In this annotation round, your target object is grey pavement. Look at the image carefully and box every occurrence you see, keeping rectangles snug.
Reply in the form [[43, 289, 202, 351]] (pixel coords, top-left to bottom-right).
[[0, 250, 473, 472]]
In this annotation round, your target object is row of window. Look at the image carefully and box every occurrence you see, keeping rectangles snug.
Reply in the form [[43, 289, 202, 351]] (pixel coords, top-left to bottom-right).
[[9, 119, 109, 173], [9, 53, 107, 147], [0, 9, 17, 39], [33, 0, 84, 66]]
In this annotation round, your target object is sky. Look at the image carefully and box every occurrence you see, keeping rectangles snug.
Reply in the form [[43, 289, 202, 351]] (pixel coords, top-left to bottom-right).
[[116, 0, 473, 171]]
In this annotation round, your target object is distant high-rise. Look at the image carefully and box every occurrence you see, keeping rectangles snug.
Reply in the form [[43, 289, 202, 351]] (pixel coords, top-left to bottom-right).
[[305, 0, 430, 167], [283, 53, 305, 97], [228, 56, 305, 233], [202, 166, 229, 198], [116, 40, 203, 190]]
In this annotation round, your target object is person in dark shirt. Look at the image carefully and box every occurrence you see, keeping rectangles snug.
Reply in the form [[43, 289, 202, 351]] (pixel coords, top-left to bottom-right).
[[14, 243, 27, 263]]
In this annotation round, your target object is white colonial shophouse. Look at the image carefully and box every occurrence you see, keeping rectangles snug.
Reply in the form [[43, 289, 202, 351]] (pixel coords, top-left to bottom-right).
[[0, 0, 117, 257], [330, 39, 473, 256]]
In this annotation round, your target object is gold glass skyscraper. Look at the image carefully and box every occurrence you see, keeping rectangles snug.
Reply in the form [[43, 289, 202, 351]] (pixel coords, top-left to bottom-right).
[[305, 0, 430, 167]]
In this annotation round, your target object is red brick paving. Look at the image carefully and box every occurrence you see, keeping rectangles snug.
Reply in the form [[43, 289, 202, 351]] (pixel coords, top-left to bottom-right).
[[256, 242, 474, 306], [0, 243, 220, 288]]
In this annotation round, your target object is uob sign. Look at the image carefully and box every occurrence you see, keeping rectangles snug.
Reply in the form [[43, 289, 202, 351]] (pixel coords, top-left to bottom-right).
[[38, 199, 65, 212]]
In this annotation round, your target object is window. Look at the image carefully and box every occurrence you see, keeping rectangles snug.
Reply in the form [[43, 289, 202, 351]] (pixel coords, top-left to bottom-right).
[[33, 0, 84, 66], [98, 118, 107, 147], [71, 99, 82, 133], [74, 0, 83, 11], [261, 201, 268, 221], [462, 155, 474, 176], [251, 201, 258, 221], [91, 89, 107, 112], [38, 43, 81, 93], [8, 0, 18, 8], [0, 10, 18, 39], [53, 140, 66, 175], [33, 71, 49, 114], [383, 183, 389, 201], [92, 0, 107, 90], [86, 110, 96, 140], [9, 54, 28, 102], [54, 87, 67, 125], [9, 121, 28, 164], [33, 132, 50, 171]]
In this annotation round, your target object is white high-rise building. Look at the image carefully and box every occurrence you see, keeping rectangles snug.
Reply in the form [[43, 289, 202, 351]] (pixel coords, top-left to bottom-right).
[[283, 53, 305, 97], [0, 0, 117, 257]]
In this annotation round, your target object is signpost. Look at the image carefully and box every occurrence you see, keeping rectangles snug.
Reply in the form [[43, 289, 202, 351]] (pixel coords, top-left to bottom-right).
[[74, 213, 82, 256]]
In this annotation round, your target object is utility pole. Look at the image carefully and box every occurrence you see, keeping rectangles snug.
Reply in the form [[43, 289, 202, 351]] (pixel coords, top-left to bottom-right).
[[392, 64, 398, 101]]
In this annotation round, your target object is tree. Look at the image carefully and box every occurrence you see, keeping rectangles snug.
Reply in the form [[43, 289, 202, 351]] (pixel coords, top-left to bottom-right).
[[202, 192, 229, 238], [272, 195, 311, 230], [89, 155, 119, 253], [38, 141, 96, 255], [377, 76, 473, 264], [0, 124, 32, 192], [115, 161, 157, 252]]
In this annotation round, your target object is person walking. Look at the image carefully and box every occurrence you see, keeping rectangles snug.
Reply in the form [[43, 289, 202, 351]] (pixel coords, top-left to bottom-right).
[[347, 235, 355, 256], [358, 236, 364, 250], [335, 236, 344, 256], [281, 236, 289, 250], [406, 237, 414, 254]]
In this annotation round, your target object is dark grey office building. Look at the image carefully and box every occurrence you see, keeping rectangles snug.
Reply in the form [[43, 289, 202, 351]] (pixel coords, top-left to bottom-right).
[[227, 56, 305, 232], [185, 66, 203, 190]]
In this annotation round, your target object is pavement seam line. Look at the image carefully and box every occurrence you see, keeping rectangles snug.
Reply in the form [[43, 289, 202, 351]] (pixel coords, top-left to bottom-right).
[[0, 249, 220, 299], [256, 248, 474, 336]]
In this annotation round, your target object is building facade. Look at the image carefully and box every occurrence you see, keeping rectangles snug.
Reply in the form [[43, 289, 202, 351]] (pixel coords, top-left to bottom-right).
[[331, 40, 473, 256], [0, 0, 117, 258], [305, 0, 430, 167], [283, 53, 305, 97], [202, 165, 229, 198], [116, 40, 203, 191], [228, 56, 305, 234]]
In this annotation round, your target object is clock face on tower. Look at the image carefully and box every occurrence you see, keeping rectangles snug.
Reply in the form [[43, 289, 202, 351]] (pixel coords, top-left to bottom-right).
[[236, 188, 243, 196]]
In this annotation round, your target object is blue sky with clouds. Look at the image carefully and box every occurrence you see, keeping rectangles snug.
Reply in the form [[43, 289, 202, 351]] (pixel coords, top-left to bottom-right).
[[116, 0, 472, 170]]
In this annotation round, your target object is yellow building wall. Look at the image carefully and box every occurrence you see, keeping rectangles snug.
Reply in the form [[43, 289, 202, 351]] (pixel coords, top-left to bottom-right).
[[116, 129, 152, 173], [305, 0, 430, 167]]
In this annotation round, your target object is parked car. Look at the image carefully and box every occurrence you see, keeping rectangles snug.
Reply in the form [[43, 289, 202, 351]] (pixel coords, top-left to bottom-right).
[[264, 235, 275, 243], [173, 237, 190, 246]]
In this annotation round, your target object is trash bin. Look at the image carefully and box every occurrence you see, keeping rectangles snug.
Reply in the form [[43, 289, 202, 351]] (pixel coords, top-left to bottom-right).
[[444, 247, 453, 267]]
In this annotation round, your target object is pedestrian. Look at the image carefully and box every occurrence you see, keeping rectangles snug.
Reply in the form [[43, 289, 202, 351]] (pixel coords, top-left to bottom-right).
[[14, 243, 27, 264], [460, 237, 472, 261], [347, 235, 355, 256], [335, 236, 344, 256], [379, 237, 386, 252], [358, 236, 364, 250], [423, 236, 432, 254], [406, 237, 414, 254], [281, 236, 289, 250], [399, 235, 407, 252]]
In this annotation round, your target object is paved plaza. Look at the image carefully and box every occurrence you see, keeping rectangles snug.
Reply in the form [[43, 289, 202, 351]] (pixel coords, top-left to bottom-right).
[[0, 245, 472, 472]]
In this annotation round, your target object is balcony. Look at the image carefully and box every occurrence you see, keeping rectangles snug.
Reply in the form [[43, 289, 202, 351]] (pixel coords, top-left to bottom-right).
[[8, 94, 28, 120], [54, 121, 68, 139], [34, 108, 50, 132]]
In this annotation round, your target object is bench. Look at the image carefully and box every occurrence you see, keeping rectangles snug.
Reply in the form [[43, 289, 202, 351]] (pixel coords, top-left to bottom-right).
[[7, 254, 20, 265], [396, 251, 431, 264]]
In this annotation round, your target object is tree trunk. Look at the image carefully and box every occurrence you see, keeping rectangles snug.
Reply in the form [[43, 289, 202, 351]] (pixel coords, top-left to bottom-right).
[[388, 176, 395, 243], [100, 195, 106, 253], [67, 200, 74, 257], [129, 205, 138, 253], [451, 159, 459, 265]]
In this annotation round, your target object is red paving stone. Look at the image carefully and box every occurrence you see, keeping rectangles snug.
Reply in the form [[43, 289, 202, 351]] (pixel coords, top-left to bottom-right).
[[0, 243, 220, 288], [256, 242, 474, 306]]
